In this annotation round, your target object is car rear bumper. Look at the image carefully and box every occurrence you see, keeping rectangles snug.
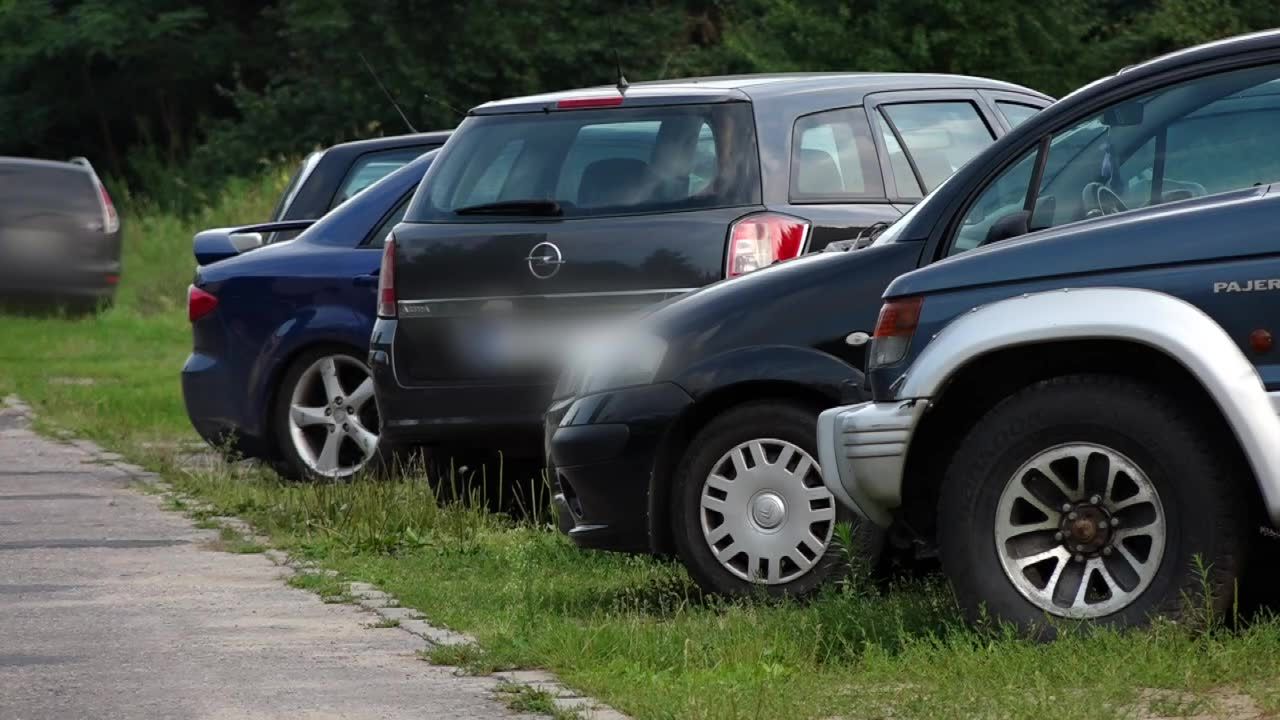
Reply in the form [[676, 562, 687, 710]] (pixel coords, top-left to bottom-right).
[[816, 399, 928, 528], [181, 351, 270, 459], [369, 346, 549, 457], [545, 382, 693, 553]]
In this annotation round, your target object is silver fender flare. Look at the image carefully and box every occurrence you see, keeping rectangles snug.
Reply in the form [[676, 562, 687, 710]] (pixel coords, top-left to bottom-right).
[[899, 287, 1280, 526]]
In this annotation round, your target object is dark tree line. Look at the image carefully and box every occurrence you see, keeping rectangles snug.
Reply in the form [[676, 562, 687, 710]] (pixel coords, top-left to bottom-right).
[[1, 0, 1276, 207]]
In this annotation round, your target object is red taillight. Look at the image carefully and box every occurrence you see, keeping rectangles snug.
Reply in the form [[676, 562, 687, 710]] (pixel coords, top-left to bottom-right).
[[377, 236, 397, 318], [556, 95, 624, 109], [188, 285, 218, 323], [725, 213, 810, 278], [98, 182, 119, 234], [869, 296, 924, 368], [873, 297, 924, 338]]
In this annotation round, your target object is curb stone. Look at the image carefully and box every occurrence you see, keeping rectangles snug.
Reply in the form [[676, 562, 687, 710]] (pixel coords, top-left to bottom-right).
[[1, 396, 633, 720]]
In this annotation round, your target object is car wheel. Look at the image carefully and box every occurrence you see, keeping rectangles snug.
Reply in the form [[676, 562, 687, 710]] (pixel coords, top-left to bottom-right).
[[938, 374, 1246, 634], [272, 348, 384, 481], [671, 401, 884, 598]]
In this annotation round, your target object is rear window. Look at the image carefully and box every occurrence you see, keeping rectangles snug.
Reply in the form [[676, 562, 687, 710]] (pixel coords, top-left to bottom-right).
[[406, 103, 760, 221], [331, 147, 426, 208]]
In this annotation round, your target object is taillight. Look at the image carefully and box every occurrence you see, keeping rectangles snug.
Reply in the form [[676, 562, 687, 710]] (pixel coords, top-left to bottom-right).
[[377, 236, 397, 318], [88, 175, 120, 234], [869, 296, 924, 368], [188, 285, 218, 323], [725, 213, 810, 278]]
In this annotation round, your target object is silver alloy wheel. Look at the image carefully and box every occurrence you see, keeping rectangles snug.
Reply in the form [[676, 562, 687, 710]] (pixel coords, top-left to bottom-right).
[[699, 438, 837, 585], [287, 355, 379, 479], [995, 443, 1166, 619]]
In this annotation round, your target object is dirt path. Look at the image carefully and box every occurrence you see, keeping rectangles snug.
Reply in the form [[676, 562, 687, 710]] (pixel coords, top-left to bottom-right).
[[0, 403, 536, 720]]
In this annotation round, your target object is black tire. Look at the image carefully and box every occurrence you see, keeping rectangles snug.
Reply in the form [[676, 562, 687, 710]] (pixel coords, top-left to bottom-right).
[[271, 346, 390, 481], [671, 401, 885, 598], [938, 374, 1247, 635]]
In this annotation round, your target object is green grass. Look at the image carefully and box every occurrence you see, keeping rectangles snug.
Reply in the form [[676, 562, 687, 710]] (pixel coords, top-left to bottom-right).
[[2, 169, 1280, 719]]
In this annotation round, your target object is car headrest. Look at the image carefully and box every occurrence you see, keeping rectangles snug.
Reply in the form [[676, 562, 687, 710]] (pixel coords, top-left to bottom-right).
[[796, 149, 843, 195], [577, 158, 657, 208]]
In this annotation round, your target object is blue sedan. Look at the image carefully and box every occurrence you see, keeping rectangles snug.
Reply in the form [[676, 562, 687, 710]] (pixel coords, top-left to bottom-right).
[[182, 150, 437, 479]]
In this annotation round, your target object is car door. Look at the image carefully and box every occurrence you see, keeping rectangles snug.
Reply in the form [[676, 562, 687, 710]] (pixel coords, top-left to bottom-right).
[[928, 62, 1280, 388]]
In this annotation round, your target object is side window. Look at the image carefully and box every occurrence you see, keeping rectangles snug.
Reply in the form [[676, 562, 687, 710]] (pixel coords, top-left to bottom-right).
[[949, 62, 1280, 255], [789, 107, 885, 202], [365, 194, 412, 248], [880, 102, 996, 193], [333, 147, 426, 208], [950, 148, 1037, 255], [873, 113, 923, 198], [997, 102, 1040, 129]]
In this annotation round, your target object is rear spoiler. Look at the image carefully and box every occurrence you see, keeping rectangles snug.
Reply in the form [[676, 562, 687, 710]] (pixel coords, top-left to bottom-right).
[[193, 219, 317, 266]]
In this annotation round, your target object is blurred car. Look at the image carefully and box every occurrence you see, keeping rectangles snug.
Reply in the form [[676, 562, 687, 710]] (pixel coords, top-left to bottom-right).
[[266, 131, 451, 243], [370, 73, 1050, 469], [0, 156, 120, 310], [182, 150, 439, 479]]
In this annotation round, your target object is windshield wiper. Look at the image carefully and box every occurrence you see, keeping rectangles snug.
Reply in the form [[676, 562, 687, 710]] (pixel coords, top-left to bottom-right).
[[454, 200, 563, 216]]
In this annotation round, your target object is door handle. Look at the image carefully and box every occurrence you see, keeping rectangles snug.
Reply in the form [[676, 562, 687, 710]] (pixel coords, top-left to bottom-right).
[[353, 273, 379, 287]]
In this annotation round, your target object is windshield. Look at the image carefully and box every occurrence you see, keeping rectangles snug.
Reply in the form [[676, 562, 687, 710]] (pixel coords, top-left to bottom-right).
[[406, 103, 760, 222]]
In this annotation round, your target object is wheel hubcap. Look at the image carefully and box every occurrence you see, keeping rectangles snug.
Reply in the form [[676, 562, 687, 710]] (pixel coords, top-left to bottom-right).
[[699, 439, 836, 585], [287, 355, 379, 478], [995, 443, 1166, 618]]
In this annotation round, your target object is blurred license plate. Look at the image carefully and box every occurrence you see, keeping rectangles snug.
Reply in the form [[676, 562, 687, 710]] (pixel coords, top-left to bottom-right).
[[458, 317, 599, 371]]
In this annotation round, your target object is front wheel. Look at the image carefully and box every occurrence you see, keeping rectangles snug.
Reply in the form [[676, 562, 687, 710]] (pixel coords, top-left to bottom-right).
[[671, 401, 884, 598], [272, 348, 384, 480], [938, 375, 1246, 634]]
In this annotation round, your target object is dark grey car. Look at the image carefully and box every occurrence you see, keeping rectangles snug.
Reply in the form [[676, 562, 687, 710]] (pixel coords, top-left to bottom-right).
[[0, 156, 121, 310]]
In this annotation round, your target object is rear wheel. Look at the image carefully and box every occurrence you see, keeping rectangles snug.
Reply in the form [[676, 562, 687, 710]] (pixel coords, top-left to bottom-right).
[[938, 375, 1246, 634], [671, 401, 884, 598], [272, 348, 383, 480]]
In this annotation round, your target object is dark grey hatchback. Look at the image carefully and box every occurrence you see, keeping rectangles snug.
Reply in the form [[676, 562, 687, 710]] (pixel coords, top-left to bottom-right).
[[370, 73, 1049, 462]]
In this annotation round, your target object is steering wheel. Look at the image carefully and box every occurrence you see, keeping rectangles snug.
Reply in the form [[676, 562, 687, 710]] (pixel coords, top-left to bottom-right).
[[1081, 182, 1129, 218]]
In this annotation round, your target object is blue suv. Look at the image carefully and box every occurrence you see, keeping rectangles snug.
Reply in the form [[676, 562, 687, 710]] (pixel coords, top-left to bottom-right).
[[816, 31, 1280, 631]]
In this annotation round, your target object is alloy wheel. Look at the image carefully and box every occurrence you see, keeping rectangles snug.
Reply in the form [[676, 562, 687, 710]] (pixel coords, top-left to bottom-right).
[[287, 355, 379, 478], [995, 443, 1167, 618], [699, 439, 837, 585]]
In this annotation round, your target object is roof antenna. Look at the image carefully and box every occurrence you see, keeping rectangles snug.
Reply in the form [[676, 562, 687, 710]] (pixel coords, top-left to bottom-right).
[[422, 92, 466, 119], [358, 51, 417, 133], [614, 49, 629, 94]]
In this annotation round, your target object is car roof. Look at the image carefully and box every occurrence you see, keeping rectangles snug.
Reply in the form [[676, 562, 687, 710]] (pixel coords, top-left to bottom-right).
[[471, 73, 1050, 115], [320, 130, 453, 159], [0, 156, 89, 173]]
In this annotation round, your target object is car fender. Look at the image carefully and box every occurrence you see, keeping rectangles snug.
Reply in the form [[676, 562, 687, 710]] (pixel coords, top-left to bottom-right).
[[900, 286, 1280, 525], [243, 303, 373, 439], [672, 344, 866, 405]]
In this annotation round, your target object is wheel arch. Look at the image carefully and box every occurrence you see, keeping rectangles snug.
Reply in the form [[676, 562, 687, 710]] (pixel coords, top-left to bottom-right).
[[896, 287, 1280, 534], [647, 378, 838, 556], [258, 336, 371, 461]]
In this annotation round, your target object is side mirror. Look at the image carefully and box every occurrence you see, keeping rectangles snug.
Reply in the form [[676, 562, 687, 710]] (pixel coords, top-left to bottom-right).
[[982, 210, 1031, 247]]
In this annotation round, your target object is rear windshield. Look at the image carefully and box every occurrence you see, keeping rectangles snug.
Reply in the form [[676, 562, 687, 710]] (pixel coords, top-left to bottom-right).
[[405, 102, 760, 222]]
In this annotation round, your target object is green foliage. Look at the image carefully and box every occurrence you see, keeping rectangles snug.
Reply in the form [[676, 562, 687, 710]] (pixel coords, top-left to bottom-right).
[[4, 0, 1280, 209]]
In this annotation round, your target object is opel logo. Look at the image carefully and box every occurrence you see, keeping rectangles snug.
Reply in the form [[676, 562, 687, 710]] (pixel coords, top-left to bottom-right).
[[525, 241, 564, 280]]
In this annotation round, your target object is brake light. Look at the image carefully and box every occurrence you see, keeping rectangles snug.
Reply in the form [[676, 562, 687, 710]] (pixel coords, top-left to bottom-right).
[[556, 95, 624, 109], [377, 236, 397, 318], [725, 213, 810, 278], [188, 285, 218, 322], [97, 181, 119, 234], [869, 296, 924, 368]]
